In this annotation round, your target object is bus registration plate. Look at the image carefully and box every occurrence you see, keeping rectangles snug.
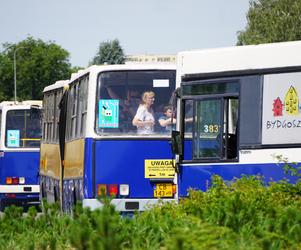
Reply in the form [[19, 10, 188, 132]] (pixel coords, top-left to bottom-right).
[[154, 183, 173, 198]]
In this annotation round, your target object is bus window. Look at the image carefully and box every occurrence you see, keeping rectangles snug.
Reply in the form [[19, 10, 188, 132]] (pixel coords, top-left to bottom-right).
[[191, 97, 238, 161], [96, 70, 176, 135], [193, 99, 222, 159], [6, 109, 41, 148], [225, 98, 238, 159], [184, 100, 194, 134]]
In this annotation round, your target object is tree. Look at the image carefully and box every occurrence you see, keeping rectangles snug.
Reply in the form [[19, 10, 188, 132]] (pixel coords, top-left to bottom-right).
[[237, 0, 301, 45], [0, 37, 72, 101], [91, 39, 125, 65]]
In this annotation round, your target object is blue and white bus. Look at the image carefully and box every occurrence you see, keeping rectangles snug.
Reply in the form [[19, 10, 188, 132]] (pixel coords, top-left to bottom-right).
[[40, 64, 177, 212], [0, 101, 42, 211], [172, 41, 301, 197]]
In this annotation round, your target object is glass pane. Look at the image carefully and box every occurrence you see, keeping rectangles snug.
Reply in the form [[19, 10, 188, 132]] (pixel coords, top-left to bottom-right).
[[72, 86, 77, 115], [43, 123, 47, 141], [55, 91, 62, 142], [183, 82, 239, 96], [47, 123, 52, 140], [6, 109, 41, 148], [193, 99, 222, 159], [96, 70, 176, 135], [184, 100, 193, 136], [224, 98, 238, 159], [81, 113, 86, 136], [77, 81, 83, 137]]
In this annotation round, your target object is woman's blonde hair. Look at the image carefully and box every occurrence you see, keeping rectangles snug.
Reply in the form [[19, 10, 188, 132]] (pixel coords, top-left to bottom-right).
[[141, 91, 155, 104]]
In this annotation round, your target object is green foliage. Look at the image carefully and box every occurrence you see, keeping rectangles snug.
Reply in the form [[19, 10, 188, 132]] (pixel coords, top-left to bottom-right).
[[180, 175, 301, 249], [0, 203, 71, 249], [274, 154, 301, 179], [1, 176, 301, 249], [237, 0, 301, 45], [69, 199, 125, 250], [0, 36, 72, 101], [125, 202, 238, 250], [91, 39, 125, 65]]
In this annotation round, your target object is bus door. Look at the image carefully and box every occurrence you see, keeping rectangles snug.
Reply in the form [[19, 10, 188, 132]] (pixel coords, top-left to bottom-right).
[[177, 81, 239, 197], [58, 90, 68, 208]]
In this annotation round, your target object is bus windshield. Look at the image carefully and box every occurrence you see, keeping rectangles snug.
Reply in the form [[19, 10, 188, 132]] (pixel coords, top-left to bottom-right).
[[96, 70, 176, 135], [6, 109, 42, 148]]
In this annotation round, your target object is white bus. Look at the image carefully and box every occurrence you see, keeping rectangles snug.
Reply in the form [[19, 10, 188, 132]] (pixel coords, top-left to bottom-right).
[[0, 101, 42, 211], [40, 64, 178, 212], [172, 41, 301, 196]]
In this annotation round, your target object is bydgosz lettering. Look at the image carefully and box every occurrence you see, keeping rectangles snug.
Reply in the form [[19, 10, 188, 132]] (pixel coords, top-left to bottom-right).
[[266, 119, 301, 129]]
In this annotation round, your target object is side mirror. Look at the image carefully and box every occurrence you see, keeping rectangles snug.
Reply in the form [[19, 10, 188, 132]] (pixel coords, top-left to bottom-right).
[[170, 130, 183, 156]]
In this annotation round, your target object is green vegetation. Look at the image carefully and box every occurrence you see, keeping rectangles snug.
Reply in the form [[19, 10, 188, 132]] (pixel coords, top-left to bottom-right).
[[0, 36, 73, 101], [237, 0, 301, 45], [0, 36, 126, 102], [1, 175, 301, 249], [90, 39, 125, 65]]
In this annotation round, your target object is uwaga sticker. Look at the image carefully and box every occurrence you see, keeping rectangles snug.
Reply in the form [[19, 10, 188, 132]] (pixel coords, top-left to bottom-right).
[[144, 159, 175, 179]]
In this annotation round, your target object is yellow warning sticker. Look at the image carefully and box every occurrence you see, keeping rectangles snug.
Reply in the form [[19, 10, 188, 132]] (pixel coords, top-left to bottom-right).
[[145, 159, 175, 179]]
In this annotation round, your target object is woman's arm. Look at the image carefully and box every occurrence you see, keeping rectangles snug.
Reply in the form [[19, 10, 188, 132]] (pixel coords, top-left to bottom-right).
[[133, 117, 154, 127]]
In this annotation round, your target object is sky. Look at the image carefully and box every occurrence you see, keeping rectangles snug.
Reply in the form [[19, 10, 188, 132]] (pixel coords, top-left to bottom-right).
[[0, 0, 250, 67]]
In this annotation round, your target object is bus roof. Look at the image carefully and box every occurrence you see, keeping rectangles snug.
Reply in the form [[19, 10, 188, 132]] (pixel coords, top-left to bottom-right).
[[0, 100, 42, 108], [43, 80, 69, 93], [70, 63, 176, 81], [177, 41, 301, 77], [43, 63, 176, 93], [44, 64, 176, 93]]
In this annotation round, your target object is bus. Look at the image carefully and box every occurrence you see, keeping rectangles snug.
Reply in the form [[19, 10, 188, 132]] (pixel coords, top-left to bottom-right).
[[172, 41, 301, 197], [40, 64, 177, 212], [0, 101, 42, 211]]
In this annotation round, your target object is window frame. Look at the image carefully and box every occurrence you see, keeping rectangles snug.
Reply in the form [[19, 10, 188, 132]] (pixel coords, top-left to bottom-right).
[[95, 69, 176, 137], [180, 80, 240, 163], [5, 109, 42, 148], [192, 97, 223, 160], [65, 75, 89, 142]]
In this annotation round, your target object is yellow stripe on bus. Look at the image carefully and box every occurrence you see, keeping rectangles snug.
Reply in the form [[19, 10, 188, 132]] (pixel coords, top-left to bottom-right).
[[64, 138, 85, 179]]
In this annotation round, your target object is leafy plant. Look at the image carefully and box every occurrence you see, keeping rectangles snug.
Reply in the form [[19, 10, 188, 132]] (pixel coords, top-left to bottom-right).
[[0, 174, 301, 249], [274, 154, 301, 179]]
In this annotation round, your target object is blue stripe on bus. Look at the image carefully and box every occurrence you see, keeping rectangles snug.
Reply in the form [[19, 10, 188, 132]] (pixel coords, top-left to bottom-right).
[[83, 137, 174, 199], [178, 163, 299, 197], [0, 151, 40, 185], [83, 138, 93, 198]]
